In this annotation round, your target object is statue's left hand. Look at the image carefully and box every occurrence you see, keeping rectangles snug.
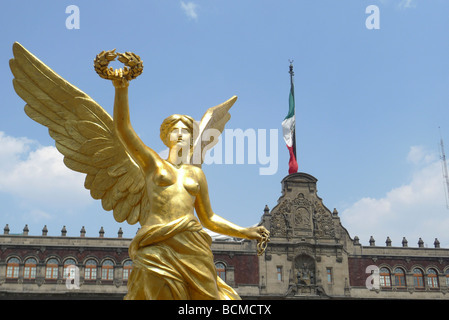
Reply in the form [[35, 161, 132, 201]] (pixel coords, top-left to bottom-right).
[[245, 226, 270, 256], [245, 226, 270, 241]]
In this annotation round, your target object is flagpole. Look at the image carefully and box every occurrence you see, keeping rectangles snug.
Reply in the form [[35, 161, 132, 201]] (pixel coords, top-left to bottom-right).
[[288, 60, 297, 165]]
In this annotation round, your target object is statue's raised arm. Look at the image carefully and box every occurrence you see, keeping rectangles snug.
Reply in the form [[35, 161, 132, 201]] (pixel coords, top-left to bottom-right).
[[94, 50, 163, 175]]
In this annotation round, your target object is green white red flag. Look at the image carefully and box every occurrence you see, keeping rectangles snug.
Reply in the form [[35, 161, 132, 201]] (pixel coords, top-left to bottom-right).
[[281, 67, 298, 174]]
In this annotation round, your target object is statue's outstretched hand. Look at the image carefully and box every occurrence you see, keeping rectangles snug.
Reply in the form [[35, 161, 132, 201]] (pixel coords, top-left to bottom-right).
[[244, 226, 270, 256], [245, 226, 269, 241]]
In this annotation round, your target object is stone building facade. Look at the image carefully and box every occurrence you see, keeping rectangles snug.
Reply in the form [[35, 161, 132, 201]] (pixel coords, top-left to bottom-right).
[[0, 227, 259, 299], [0, 172, 448, 299], [257, 173, 449, 299]]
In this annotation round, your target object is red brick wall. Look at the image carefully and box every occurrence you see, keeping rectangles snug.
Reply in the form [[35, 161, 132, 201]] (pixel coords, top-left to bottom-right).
[[348, 256, 449, 287], [0, 246, 130, 264], [213, 253, 259, 285]]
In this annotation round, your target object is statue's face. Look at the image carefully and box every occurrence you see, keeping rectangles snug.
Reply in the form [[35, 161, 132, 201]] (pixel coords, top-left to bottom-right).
[[168, 121, 191, 150]]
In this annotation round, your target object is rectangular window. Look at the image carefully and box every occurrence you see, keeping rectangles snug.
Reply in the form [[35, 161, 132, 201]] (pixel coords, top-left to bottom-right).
[[394, 275, 405, 287], [46, 266, 58, 279], [427, 277, 438, 288], [380, 275, 391, 287], [414, 276, 424, 288], [276, 266, 283, 281], [6, 266, 19, 278], [102, 268, 113, 280], [123, 269, 130, 280], [85, 267, 97, 280], [326, 268, 333, 284], [24, 267, 36, 279]]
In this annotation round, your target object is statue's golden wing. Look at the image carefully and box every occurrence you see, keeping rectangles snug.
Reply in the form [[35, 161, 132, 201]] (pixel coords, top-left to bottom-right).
[[192, 96, 237, 166], [9, 42, 149, 225]]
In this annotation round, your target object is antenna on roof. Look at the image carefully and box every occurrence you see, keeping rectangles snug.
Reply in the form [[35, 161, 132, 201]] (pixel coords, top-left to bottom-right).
[[439, 127, 449, 209]]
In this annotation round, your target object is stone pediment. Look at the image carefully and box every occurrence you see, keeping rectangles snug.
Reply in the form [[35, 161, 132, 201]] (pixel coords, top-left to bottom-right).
[[266, 173, 337, 240]]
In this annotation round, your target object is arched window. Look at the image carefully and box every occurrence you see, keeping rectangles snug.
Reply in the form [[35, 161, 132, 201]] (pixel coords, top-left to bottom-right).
[[6, 257, 20, 279], [413, 268, 425, 288], [84, 259, 97, 280], [427, 268, 439, 288], [23, 258, 37, 280], [393, 267, 406, 287], [123, 260, 133, 280], [46, 258, 59, 279], [379, 267, 391, 287], [215, 262, 226, 281], [63, 259, 77, 279], [101, 260, 114, 280]]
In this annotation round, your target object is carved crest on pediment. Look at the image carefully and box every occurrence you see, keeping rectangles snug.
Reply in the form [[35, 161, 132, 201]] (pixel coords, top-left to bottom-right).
[[312, 200, 335, 238], [270, 193, 313, 237], [270, 205, 289, 237], [270, 192, 336, 239]]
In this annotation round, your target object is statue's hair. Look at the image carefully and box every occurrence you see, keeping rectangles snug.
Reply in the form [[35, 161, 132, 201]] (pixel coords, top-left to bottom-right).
[[160, 114, 198, 150]]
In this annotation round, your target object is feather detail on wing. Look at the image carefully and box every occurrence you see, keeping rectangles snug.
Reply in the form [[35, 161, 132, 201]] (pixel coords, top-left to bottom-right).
[[191, 95, 237, 166], [9, 42, 149, 225]]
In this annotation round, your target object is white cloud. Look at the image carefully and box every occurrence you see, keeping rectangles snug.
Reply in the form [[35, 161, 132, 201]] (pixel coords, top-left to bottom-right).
[[25, 209, 52, 223], [0, 132, 93, 220], [180, 1, 199, 20], [158, 148, 169, 159], [0, 132, 34, 170], [406, 145, 436, 166], [398, 0, 416, 9], [341, 145, 449, 247], [378, 0, 417, 9]]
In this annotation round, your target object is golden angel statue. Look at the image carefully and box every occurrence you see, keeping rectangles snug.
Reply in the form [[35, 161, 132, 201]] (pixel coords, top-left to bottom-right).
[[9, 42, 269, 300]]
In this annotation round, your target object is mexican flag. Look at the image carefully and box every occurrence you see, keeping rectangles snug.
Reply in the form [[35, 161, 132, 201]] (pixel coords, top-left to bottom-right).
[[281, 71, 298, 174]]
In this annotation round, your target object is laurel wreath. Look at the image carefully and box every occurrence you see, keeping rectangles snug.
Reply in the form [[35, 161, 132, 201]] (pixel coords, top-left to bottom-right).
[[94, 49, 143, 81]]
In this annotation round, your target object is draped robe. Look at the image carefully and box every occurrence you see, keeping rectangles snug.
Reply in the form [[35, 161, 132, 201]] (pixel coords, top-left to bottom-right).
[[124, 215, 241, 300]]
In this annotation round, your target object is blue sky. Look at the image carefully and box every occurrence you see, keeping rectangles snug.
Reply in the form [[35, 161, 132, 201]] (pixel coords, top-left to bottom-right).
[[1, 0, 449, 248]]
